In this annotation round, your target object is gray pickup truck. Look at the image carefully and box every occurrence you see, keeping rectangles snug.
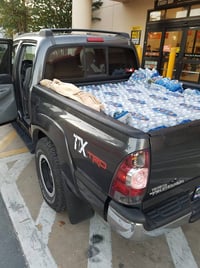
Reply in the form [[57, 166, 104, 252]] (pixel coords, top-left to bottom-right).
[[0, 29, 200, 241]]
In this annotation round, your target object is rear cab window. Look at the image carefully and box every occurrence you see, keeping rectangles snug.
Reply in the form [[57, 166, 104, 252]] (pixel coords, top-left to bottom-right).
[[44, 45, 138, 83]]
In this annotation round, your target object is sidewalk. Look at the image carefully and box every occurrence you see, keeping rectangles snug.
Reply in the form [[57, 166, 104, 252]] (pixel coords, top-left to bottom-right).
[[0, 194, 27, 268]]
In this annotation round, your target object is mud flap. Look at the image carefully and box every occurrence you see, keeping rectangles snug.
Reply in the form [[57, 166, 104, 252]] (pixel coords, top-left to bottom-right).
[[65, 185, 94, 224]]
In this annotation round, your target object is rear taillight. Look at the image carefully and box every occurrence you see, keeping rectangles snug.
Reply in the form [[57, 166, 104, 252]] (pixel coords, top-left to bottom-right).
[[109, 150, 149, 205]]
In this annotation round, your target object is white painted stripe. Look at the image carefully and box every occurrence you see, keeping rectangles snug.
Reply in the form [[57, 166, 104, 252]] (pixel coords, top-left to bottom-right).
[[36, 201, 56, 245], [1, 182, 57, 268], [0, 163, 8, 186], [165, 227, 198, 268], [0, 152, 32, 163], [88, 213, 112, 268], [7, 155, 33, 182], [0, 155, 57, 268]]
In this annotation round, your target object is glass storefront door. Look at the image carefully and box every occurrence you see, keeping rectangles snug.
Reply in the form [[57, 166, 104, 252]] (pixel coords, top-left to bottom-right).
[[179, 28, 200, 85], [161, 30, 183, 77], [143, 29, 183, 78], [143, 31, 162, 70]]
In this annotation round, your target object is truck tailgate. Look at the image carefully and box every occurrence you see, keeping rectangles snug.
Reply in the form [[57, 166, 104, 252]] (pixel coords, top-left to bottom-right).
[[143, 120, 200, 229]]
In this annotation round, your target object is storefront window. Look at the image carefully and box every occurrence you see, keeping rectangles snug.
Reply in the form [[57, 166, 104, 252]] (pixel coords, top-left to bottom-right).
[[166, 7, 188, 19], [185, 30, 196, 53], [180, 29, 200, 83], [194, 30, 200, 54], [145, 32, 162, 57], [185, 29, 200, 55], [149, 6, 189, 21], [163, 31, 182, 53], [180, 63, 200, 82], [149, 10, 165, 21], [189, 4, 200, 17]]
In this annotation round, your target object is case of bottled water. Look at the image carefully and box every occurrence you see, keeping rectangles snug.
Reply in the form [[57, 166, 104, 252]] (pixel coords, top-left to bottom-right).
[[80, 68, 200, 133]]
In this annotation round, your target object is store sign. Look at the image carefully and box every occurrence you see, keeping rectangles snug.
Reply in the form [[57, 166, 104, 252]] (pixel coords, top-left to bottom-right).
[[185, 53, 200, 58], [163, 45, 171, 52], [131, 26, 142, 45]]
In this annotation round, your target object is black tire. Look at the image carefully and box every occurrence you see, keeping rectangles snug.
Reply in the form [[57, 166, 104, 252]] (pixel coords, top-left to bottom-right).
[[35, 137, 66, 212]]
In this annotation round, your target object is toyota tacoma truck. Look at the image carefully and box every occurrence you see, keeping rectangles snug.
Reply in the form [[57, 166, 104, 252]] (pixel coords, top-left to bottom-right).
[[0, 28, 200, 241]]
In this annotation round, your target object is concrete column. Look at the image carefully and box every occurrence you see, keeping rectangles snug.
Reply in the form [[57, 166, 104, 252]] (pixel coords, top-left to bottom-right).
[[72, 0, 92, 29]]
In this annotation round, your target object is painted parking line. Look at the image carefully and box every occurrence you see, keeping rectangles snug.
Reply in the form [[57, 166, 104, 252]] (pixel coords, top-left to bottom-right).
[[165, 227, 198, 268], [0, 147, 28, 158], [0, 130, 17, 151], [0, 153, 33, 186], [36, 201, 56, 245], [5, 153, 33, 183], [0, 153, 57, 268], [88, 213, 112, 268], [0, 150, 113, 268], [0, 128, 28, 158]]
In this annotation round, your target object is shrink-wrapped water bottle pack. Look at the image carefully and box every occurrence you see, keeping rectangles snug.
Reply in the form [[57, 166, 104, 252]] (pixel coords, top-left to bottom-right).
[[80, 69, 200, 132]]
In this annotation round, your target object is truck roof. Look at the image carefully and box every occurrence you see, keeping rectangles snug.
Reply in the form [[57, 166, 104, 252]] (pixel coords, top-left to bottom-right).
[[14, 28, 131, 46]]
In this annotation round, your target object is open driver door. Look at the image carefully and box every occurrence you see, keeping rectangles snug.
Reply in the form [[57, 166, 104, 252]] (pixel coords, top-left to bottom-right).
[[0, 38, 17, 125]]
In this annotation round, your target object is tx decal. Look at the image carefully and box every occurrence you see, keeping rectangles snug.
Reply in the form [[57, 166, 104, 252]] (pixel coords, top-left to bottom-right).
[[73, 133, 107, 170], [73, 133, 88, 157]]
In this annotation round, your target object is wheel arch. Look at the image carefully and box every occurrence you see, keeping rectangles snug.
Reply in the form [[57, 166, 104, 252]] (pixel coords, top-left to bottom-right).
[[32, 114, 95, 223], [31, 114, 76, 192]]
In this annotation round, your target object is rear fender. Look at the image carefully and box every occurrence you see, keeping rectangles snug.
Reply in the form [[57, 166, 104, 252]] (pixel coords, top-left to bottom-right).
[[31, 114, 76, 193]]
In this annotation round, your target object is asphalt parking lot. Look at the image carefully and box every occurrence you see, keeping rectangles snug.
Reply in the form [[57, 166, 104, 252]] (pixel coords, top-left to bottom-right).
[[0, 123, 200, 268]]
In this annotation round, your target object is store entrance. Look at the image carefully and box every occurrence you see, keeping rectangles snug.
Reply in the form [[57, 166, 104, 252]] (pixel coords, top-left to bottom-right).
[[143, 29, 183, 76], [142, 0, 200, 88], [179, 28, 200, 87], [142, 26, 200, 88]]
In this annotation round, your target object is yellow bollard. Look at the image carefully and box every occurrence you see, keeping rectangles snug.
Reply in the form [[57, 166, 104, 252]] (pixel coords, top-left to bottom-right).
[[162, 62, 168, 77], [166, 47, 177, 79], [135, 45, 142, 65]]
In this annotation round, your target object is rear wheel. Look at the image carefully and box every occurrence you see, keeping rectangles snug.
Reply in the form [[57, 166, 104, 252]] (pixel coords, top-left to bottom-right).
[[35, 137, 66, 212]]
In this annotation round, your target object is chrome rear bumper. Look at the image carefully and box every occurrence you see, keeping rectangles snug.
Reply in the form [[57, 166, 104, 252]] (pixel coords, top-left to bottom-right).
[[107, 205, 191, 241]]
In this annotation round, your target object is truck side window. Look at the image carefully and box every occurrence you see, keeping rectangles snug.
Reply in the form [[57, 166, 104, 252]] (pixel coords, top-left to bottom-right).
[[19, 45, 36, 89]]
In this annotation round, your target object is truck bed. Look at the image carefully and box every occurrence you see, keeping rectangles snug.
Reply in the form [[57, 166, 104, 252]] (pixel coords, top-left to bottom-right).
[[33, 73, 200, 235], [77, 71, 200, 230], [80, 70, 200, 133]]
